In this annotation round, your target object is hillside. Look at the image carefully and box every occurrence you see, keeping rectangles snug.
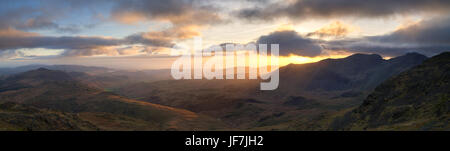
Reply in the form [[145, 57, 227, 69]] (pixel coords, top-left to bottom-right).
[[114, 53, 428, 129], [0, 52, 435, 130], [276, 53, 427, 93], [331, 52, 450, 130], [0, 102, 98, 131], [0, 68, 226, 130]]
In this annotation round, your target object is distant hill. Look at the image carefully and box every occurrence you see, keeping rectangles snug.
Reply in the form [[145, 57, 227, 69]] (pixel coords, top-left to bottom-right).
[[331, 52, 450, 130], [0, 64, 112, 75], [0, 64, 173, 88], [0, 68, 225, 130]]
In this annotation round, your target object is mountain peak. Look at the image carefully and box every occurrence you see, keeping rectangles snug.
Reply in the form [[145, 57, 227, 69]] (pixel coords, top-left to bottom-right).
[[387, 52, 428, 64], [404, 52, 425, 56], [36, 67, 51, 71], [398, 52, 427, 59], [345, 53, 383, 61], [317, 53, 384, 66]]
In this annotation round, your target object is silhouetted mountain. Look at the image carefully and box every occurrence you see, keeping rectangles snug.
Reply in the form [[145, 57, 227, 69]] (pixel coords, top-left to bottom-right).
[[275, 53, 427, 95], [0, 64, 112, 76], [331, 52, 450, 130], [0, 65, 172, 89], [280, 54, 427, 91]]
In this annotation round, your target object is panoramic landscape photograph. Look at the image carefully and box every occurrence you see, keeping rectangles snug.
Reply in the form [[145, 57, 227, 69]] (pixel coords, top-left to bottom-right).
[[0, 0, 448, 133]]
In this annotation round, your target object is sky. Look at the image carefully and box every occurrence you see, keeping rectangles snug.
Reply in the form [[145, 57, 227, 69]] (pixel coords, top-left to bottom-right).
[[0, 0, 449, 69]]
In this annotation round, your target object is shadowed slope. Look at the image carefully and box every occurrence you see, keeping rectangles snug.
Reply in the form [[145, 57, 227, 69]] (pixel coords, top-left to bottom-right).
[[0, 102, 98, 131], [331, 52, 450, 130]]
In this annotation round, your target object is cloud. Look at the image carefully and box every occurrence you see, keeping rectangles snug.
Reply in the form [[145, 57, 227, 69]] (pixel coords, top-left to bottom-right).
[[306, 21, 359, 38], [0, 50, 27, 60], [61, 45, 148, 57], [0, 1, 103, 34], [0, 0, 226, 58], [256, 30, 322, 57], [110, 0, 222, 25], [110, 0, 223, 42], [0, 0, 210, 57], [12, 16, 81, 33], [324, 16, 450, 56], [0, 28, 174, 57], [206, 30, 323, 57], [125, 25, 202, 45], [124, 33, 175, 47], [0, 34, 120, 50], [237, 0, 450, 21], [0, 28, 40, 37], [0, 0, 223, 32]]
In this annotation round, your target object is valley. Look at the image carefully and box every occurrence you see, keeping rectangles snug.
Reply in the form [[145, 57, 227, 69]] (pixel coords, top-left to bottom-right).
[[0, 52, 448, 130]]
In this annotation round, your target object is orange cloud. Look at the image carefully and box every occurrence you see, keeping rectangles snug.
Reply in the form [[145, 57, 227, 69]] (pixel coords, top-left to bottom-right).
[[110, 1, 222, 45], [395, 18, 422, 30], [0, 28, 39, 37], [113, 11, 147, 25], [142, 25, 202, 41], [276, 23, 295, 31], [307, 21, 359, 38]]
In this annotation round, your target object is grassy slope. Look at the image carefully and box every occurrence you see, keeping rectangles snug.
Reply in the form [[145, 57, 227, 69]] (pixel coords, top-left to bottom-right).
[[0, 102, 97, 131], [331, 52, 450, 130], [0, 69, 226, 130], [113, 54, 427, 130]]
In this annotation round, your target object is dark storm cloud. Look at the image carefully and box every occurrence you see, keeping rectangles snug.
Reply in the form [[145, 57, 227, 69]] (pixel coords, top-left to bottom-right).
[[237, 0, 450, 21], [257, 30, 322, 57], [209, 30, 323, 57], [372, 17, 450, 44], [324, 17, 450, 56]]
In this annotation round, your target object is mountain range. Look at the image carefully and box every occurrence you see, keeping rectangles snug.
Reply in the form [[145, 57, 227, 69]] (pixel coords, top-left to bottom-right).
[[0, 52, 448, 130], [112, 52, 432, 129]]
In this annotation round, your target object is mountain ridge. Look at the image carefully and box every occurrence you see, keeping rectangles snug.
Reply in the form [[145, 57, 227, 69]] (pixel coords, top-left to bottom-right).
[[277, 53, 428, 93], [331, 52, 450, 130], [113, 53, 430, 129]]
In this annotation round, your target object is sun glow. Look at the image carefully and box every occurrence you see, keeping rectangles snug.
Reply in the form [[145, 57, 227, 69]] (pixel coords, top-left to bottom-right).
[[279, 52, 353, 66]]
